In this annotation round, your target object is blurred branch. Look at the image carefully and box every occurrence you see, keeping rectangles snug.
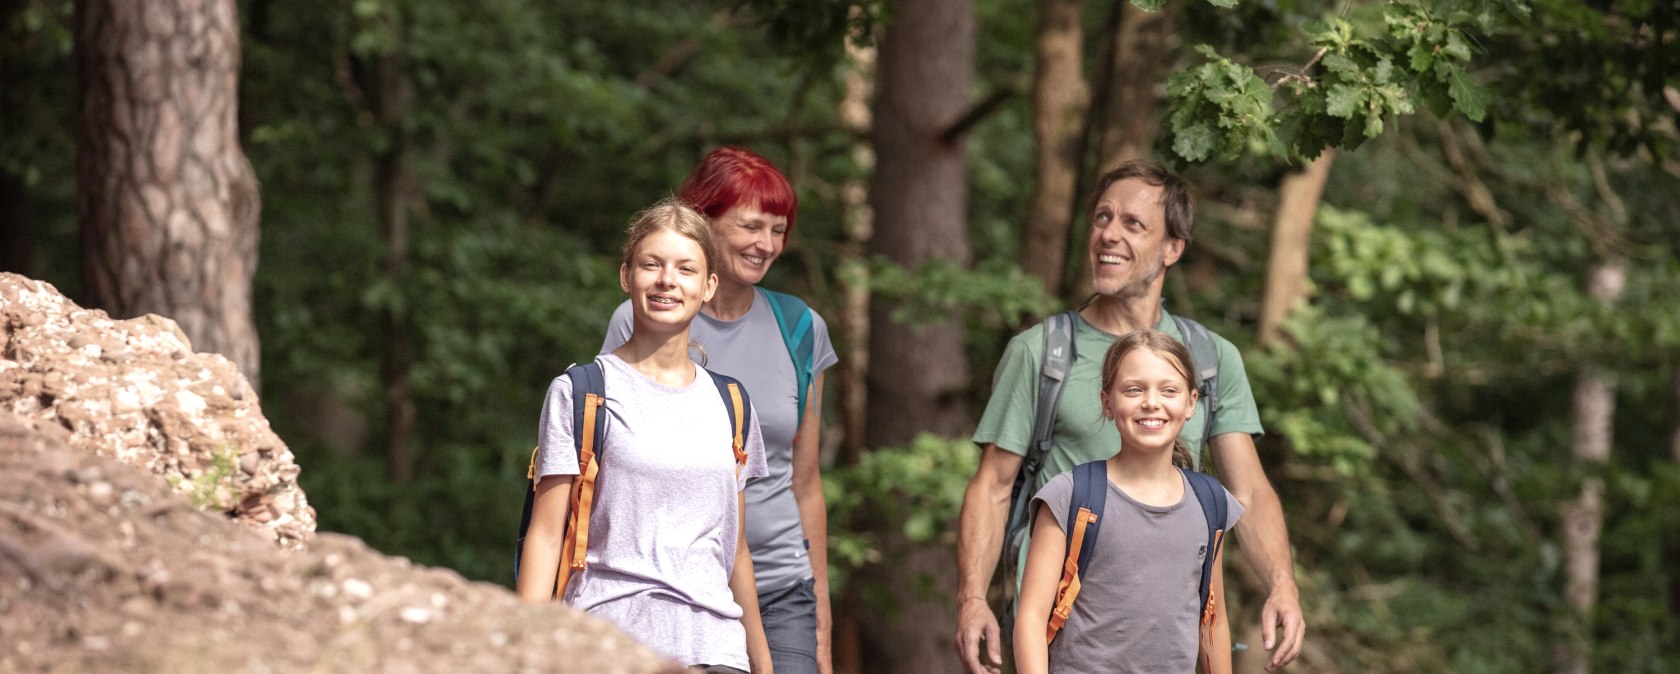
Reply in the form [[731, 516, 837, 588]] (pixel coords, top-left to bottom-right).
[[1344, 399, 1480, 551], [634, 10, 734, 88], [940, 87, 1017, 144], [1435, 120, 1509, 229]]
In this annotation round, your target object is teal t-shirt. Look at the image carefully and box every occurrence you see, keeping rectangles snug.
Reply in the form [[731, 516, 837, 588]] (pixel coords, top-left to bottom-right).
[[972, 307, 1264, 495]]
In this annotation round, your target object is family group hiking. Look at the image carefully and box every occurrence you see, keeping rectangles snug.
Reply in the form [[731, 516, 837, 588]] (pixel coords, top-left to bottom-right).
[[513, 147, 1307, 674]]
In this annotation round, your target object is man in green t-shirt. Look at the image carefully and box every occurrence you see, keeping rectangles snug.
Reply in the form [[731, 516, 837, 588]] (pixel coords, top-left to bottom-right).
[[953, 161, 1305, 673]]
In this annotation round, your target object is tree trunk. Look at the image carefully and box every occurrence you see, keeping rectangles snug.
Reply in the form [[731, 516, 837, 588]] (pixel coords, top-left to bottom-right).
[[1555, 258, 1625, 674], [75, 0, 262, 385], [369, 42, 416, 483], [862, 0, 975, 670], [832, 32, 875, 674], [866, 0, 975, 447], [1018, 0, 1088, 298], [1258, 151, 1336, 347], [1094, 0, 1177, 171]]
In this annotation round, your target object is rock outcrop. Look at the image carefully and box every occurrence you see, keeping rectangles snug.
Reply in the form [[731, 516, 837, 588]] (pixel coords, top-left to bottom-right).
[[0, 273, 676, 672], [0, 272, 313, 546], [0, 411, 673, 673]]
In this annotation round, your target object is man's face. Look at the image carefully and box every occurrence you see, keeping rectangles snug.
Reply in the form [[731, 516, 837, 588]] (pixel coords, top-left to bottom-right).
[[1086, 178, 1184, 300]]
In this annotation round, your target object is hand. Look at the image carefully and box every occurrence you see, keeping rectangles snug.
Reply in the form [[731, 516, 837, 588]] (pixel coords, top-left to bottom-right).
[[1259, 583, 1305, 671], [953, 596, 1003, 674]]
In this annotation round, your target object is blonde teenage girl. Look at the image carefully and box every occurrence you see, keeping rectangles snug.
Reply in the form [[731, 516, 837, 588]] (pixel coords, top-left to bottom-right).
[[518, 199, 773, 674]]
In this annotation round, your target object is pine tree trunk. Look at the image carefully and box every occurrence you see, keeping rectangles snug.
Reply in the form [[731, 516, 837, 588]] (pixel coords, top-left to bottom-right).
[[866, 0, 974, 447], [1019, 0, 1088, 298], [75, 0, 262, 385], [1555, 258, 1625, 674], [861, 0, 975, 670], [1258, 151, 1335, 347]]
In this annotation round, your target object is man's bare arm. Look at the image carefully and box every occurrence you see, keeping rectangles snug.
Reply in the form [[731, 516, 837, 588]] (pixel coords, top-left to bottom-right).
[[953, 444, 1025, 674], [1209, 432, 1304, 671]]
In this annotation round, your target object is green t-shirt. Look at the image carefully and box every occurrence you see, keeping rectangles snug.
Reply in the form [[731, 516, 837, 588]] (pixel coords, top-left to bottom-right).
[[972, 307, 1264, 495]]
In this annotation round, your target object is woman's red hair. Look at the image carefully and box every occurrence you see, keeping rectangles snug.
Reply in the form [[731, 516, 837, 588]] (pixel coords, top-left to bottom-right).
[[678, 147, 798, 240]]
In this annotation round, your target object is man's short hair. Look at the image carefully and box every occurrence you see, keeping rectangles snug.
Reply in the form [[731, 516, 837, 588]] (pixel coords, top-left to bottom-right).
[[1090, 160, 1195, 244]]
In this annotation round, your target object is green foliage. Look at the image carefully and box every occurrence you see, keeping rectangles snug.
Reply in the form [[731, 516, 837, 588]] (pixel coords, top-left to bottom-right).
[[855, 255, 1056, 330], [1167, 0, 1510, 162], [1165, 45, 1277, 162], [824, 434, 978, 590]]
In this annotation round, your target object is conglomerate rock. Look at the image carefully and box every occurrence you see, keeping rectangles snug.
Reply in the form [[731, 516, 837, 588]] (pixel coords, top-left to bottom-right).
[[0, 411, 677, 673], [0, 272, 314, 546]]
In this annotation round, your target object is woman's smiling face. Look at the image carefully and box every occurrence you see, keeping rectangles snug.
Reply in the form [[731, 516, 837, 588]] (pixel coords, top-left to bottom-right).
[[710, 202, 787, 286]]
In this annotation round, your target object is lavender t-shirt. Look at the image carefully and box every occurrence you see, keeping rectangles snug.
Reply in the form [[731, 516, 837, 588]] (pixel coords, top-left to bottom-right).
[[535, 354, 769, 670], [1031, 468, 1244, 674], [604, 289, 839, 592]]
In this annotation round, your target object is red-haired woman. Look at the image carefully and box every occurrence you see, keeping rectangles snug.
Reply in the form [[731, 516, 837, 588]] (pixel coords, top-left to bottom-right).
[[605, 147, 837, 674]]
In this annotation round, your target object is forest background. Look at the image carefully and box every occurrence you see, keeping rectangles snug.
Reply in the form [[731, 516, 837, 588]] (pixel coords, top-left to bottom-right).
[[3, 0, 1678, 672]]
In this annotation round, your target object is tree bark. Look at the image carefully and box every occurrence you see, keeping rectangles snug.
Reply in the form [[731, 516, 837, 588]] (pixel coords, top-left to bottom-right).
[[861, 0, 974, 670], [1258, 151, 1336, 347], [1019, 0, 1088, 298], [832, 34, 875, 674], [75, 0, 262, 385], [1094, 0, 1177, 171], [368, 40, 416, 483], [1555, 258, 1625, 674], [866, 0, 975, 448]]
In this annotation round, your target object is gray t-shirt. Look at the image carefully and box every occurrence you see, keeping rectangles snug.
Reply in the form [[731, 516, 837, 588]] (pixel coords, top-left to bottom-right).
[[1030, 468, 1244, 674], [535, 354, 769, 670], [604, 289, 838, 592]]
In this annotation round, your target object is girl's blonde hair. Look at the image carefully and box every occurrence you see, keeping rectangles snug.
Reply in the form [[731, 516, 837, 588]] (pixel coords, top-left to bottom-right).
[[620, 197, 722, 275], [1099, 330, 1199, 469]]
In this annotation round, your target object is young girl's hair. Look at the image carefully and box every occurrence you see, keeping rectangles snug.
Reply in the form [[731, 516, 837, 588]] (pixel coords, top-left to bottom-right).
[[678, 146, 798, 239], [620, 197, 722, 275], [1099, 330, 1199, 469]]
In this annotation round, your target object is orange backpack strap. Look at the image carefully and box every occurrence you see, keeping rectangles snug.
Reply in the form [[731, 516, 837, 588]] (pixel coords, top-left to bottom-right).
[[513, 361, 608, 598], [556, 391, 603, 596], [1046, 460, 1109, 644]]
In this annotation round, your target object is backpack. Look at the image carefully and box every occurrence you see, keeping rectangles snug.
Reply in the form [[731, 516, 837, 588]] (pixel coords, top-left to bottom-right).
[[513, 360, 753, 596], [1044, 461, 1230, 644], [758, 287, 819, 424], [1000, 310, 1222, 633]]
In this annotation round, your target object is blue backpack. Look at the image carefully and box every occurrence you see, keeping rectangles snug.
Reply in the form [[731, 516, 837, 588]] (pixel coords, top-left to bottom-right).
[[514, 360, 752, 595], [1044, 460, 1230, 643], [758, 287, 819, 423]]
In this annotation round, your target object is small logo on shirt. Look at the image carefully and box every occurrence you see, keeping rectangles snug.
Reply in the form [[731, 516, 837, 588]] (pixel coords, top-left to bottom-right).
[[1197, 544, 1206, 561]]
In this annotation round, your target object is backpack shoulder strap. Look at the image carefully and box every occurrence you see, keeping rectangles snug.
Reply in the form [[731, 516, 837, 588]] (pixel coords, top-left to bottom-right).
[[1047, 460, 1108, 643], [516, 360, 606, 595], [707, 369, 753, 475], [1000, 312, 1080, 628], [1184, 469, 1229, 627], [1170, 313, 1221, 468], [759, 287, 817, 423], [1021, 311, 1078, 492]]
